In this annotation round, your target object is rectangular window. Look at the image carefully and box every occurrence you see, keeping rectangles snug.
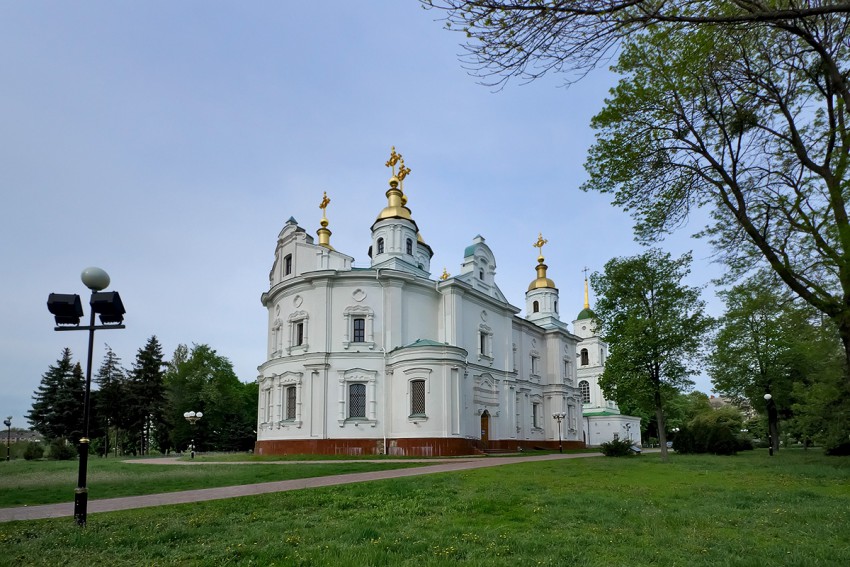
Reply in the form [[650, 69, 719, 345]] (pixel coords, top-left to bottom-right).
[[349, 383, 366, 418], [531, 355, 539, 375], [296, 322, 304, 346], [532, 403, 540, 428], [285, 386, 296, 420], [353, 318, 365, 342], [411, 380, 426, 415], [479, 332, 486, 355], [284, 254, 292, 276]]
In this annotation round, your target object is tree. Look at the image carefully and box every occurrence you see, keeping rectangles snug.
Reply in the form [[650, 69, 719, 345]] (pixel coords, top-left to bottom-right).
[[126, 336, 167, 454], [592, 249, 713, 460], [425, 2, 850, 380], [422, 1, 850, 87], [582, 17, 850, 377], [92, 344, 127, 456], [27, 348, 85, 442], [165, 344, 257, 453]]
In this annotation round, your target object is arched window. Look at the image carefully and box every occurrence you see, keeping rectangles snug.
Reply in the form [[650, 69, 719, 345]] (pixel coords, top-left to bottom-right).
[[349, 383, 366, 418], [284, 254, 292, 276], [410, 380, 426, 416], [377, 238, 384, 254], [580, 348, 589, 366], [479, 269, 484, 280], [532, 300, 539, 313], [406, 238, 413, 255], [579, 380, 591, 404]]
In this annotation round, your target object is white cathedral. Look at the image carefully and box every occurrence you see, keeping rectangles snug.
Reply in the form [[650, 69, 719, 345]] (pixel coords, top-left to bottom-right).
[[255, 150, 640, 456]]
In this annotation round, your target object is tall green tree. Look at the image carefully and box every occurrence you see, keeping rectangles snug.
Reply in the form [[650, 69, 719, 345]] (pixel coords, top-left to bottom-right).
[[592, 249, 713, 460], [92, 344, 127, 456], [425, 2, 850, 379], [582, 17, 850, 377], [127, 336, 167, 454], [165, 344, 257, 453], [27, 348, 85, 442]]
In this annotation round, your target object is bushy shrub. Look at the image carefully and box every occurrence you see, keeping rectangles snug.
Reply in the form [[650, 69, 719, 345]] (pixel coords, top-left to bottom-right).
[[48, 438, 77, 460], [23, 442, 44, 460], [600, 437, 636, 457], [674, 407, 747, 455]]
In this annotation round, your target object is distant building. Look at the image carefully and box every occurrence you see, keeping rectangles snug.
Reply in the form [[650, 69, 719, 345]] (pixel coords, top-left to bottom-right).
[[573, 280, 642, 447]]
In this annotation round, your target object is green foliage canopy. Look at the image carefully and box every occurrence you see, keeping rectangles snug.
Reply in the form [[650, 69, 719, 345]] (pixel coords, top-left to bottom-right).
[[592, 249, 713, 459]]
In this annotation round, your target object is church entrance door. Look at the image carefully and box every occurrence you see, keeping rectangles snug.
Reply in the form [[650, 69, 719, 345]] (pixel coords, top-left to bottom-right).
[[480, 410, 490, 447]]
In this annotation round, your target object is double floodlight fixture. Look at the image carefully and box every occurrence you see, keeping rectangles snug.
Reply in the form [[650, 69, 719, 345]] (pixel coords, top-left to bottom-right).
[[47, 267, 125, 329]]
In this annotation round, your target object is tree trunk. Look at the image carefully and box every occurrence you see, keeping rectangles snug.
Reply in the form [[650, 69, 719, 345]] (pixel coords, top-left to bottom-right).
[[654, 384, 668, 462]]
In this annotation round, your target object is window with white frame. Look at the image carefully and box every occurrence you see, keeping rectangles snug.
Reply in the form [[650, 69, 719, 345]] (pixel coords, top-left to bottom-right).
[[353, 318, 365, 342], [284, 254, 292, 276], [287, 311, 309, 353], [406, 238, 413, 255], [285, 386, 297, 420], [410, 379, 426, 416], [580, 348, 589, 366], [579, 380, 590, 404], [343, 306, 375, 349], [478, 324, 493, 360], [532, 300, 539, 313], [532, 403, 540, 428], [531, 354, 540, 375], [338, 368, 378, 426], [377, 237, 385, 254], [348, 383, 366, 418]]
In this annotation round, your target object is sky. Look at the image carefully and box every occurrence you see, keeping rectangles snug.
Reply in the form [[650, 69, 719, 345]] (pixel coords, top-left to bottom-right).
[[0, 1, 725, 430]]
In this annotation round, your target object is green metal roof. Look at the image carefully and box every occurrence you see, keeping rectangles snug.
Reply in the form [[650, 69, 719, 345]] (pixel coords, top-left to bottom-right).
[[576, 307, 596, 320]]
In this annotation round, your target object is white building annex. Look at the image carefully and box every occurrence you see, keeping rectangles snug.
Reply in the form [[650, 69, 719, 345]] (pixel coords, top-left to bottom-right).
[[255, 149, 636, 456], [573, 281, 643, 447]]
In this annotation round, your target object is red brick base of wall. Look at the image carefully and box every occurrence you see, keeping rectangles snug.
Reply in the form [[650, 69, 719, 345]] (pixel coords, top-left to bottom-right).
[[254, 438, 586, 457]]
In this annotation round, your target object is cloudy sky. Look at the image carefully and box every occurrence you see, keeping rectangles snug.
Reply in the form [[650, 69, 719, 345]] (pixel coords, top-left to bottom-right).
[[1, 1, 724, 428]]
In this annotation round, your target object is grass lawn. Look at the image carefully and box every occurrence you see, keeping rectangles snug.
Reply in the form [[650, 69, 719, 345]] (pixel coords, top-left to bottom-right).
[[0, 457, 425, 507], [1, 449, 848, 566]]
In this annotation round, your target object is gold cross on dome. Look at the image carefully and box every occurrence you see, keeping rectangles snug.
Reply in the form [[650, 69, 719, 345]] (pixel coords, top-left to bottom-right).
[[533, 233, 548, 254], [385, 146, 400, 175], [319, 192, 331, 218]]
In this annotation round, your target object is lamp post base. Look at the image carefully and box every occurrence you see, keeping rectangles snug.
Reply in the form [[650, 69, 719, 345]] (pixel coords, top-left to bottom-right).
[[73, 488, 88, 527]]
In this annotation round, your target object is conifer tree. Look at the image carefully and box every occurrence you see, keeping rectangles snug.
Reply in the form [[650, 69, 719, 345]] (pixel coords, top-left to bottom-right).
[[127, 336, 167, 454], [92, 345, 127, 456], [27, 348, 85, 442]]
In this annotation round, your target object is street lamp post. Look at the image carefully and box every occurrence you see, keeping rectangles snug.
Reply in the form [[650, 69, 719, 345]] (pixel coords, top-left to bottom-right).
[[183, 411, 203, 459], [4, 417, 11, 461], [764, 393, 778, 456], [47, 267, 125, 527], [552, 412, 566, 453]]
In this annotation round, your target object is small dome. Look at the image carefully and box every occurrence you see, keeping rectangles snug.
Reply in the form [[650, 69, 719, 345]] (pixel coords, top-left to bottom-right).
[[375, 178, 413, 223], [527, 258, 556, 291], [576, 307, 596, 320]]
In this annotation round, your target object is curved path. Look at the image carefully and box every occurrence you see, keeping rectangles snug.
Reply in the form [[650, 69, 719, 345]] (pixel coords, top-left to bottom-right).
[[0, 452, 602, 523]]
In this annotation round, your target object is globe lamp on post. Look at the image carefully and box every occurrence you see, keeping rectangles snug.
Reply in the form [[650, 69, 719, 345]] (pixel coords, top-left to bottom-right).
[[552, 412, 566, 453], [46, 267, 125, 527], [183, 411, 203, 459]]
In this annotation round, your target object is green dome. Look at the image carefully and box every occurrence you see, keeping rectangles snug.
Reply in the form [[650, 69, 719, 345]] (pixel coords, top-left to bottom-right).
[[576, 307, 596, 320]]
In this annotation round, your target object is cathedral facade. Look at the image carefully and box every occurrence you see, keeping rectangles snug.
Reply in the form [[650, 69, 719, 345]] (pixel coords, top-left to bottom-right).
[[255, 150, 631, 456]]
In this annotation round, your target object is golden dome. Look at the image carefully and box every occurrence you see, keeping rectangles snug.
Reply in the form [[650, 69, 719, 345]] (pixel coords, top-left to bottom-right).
[[528, 255, 557, 291], [375, 178, 413, 222]]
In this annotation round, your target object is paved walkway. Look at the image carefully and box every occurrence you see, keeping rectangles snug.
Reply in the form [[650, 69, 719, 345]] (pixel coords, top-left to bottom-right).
[[0, 452, 602, 523]]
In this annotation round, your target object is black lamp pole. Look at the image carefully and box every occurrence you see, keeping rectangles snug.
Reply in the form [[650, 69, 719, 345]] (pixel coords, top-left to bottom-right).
[[552, 412, 565, 453], [3, 417, 11, 461], [47, 267, 125, 527]]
